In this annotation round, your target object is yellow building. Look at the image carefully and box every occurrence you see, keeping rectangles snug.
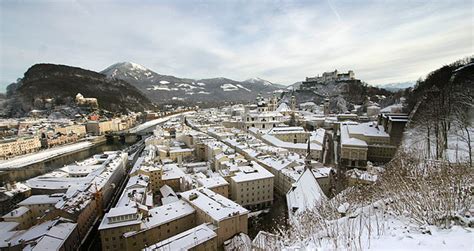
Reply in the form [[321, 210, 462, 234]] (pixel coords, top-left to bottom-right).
[[0, 136, 41, 160], [2, 206, 34, 230]]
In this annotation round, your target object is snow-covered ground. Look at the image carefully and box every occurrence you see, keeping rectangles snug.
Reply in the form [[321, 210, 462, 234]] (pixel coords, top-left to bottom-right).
[[403, 126, 473, 163], [0, 141, 93, 169], [284, 200, 473, 250]]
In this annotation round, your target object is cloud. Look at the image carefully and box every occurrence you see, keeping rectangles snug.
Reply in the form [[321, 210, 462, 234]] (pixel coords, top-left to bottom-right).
[[0, 0, 472, 91]]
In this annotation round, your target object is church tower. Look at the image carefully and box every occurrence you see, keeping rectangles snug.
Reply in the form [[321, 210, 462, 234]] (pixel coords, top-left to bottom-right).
[[304, 140, 312, 170]]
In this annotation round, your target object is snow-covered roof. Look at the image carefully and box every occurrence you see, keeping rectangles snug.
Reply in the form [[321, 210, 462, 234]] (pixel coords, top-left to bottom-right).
[[143, 223, 216, 250], [261, 133, 322, 151], [276, 103, 291, 112], [181, 188, 248, 221], [287, 168, 327, 216], [340, 123, 368, 147], [267, 126, 306, 134], [18, 194, 64, 206], [2, 206, 29, 219], [230, 162, 274, 183], [162, 164, 186, 180], [196, 176, 229, 189], [141, 200, 195, 231]]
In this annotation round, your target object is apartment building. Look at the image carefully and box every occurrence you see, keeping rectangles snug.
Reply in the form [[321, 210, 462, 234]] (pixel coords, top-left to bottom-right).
[[226, 162, 274, 209]]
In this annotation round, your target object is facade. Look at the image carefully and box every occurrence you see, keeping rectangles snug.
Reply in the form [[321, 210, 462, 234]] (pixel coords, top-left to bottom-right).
[[243, 111, 284, 131], [339, 122, 399, 168], [0, 136, 41, 160], [228, 162, 274, 209], [267, 126, 309, 144]]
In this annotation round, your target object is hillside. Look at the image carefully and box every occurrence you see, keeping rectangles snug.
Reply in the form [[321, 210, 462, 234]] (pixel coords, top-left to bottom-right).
[[3, 64, 154, 117], [101, 62, 283, 106], [404, 57, 473, 163]]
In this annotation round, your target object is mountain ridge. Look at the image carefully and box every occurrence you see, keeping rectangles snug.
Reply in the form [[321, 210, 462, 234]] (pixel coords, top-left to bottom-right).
[[100, 62, 284, 106]]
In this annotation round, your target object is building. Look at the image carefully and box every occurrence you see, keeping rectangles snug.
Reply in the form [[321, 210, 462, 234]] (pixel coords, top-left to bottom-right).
[[227, 162, 274, 209], [196, 176, 229, 198], [242, 111, 284, 131], [75, 93, 98, 108], [143, 223, 217, 251], [181, 188, 249, 247], [99, 200, 196, 251], [0, 136, 41, 160], [2, 206, 34, 230], [378, 113, 409, 146], [0, 218, 79, 251], [266, 126, 309, 144], [339, 121, 398, 168]]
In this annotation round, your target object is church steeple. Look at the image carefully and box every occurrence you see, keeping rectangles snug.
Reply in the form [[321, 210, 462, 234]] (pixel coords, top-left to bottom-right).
[[304, 140, 312, 170]]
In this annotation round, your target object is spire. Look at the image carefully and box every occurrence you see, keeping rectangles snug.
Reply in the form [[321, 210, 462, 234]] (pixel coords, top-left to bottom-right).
[[304, 140, 312, 170]]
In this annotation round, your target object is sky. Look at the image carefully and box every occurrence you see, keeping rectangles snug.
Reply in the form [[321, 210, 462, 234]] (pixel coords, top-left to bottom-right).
[[0, 0, 472, 91]]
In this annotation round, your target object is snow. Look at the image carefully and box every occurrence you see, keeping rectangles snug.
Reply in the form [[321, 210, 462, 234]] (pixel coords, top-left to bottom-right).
[[0, 141, 93, 169], [144, 223, 216, 250], [220, 83, 239, 91], [196, 176, 228, 189], [282, 198, 474, 251], [147, 85, 171, 91], [236, 84, 251, 92], [181, 188, 248, 221], [261, 133, 322, 151], [2, 206, 29, 218], [18, 194, 64, 206], [196, 82, 206, 86], [143, 200, 195, 229], [286, 168, 326, 217], [276, 103, 291, 112], [159, 80, 170, 84], [198, 91, 210, 94], [230, 162, 274, 183], [340, 123, 368, 147]]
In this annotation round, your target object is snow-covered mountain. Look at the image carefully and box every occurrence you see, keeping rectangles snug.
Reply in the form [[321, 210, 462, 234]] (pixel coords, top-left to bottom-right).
[[377, 81, 415, 91], [101, 62, 283, 106]]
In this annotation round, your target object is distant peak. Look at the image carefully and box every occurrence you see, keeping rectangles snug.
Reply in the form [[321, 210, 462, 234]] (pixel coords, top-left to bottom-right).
[[245, 77, 273, 86]]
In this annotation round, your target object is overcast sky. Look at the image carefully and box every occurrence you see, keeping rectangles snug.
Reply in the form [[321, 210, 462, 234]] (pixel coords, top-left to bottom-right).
[[0, 0, 472, 91]]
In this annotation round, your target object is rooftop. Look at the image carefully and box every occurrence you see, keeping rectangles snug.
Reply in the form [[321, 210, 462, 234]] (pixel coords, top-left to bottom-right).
[[181, 188, 248, 221], [143, 223, 216, 250]]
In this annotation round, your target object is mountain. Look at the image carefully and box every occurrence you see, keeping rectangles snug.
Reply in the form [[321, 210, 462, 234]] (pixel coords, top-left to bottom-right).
[[3, 63, 153, 117], [376, 81, 415, 91], [101, 62, 283, 106]]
